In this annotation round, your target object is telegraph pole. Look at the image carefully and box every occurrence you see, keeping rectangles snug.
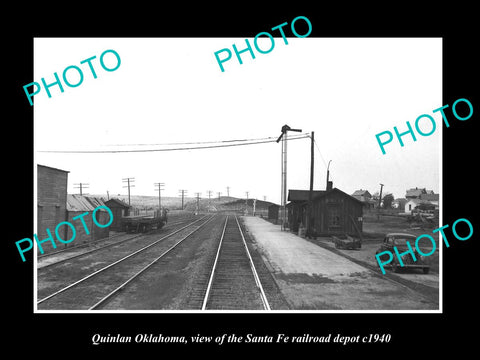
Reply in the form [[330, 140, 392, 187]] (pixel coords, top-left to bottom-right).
[[245, 191, 249, 215], [378, 183, 384, 209], [122, 177, 135, 206], [276, 124, 302, 230], [306, 131, 314, 238], [226, 186, 230, 197], [178, 189, 187, 210], [74, 182, 89, 196], [217, 192, 222, 200], [206, 190, 213, 213], [195, 192, 201, 215], [154, 182, 165, 210]]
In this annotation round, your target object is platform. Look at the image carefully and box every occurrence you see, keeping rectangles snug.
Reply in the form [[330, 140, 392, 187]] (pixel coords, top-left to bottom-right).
[[242, 216, 367, 278]]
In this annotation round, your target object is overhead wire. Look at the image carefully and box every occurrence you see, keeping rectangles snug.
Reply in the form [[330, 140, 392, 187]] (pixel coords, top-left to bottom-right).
[[39, 133, 311, 154], [306, 133, 328, 169], [101, 135, 302, 147]]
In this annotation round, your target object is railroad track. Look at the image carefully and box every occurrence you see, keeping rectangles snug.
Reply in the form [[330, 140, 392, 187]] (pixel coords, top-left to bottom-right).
[[37, 217, 200, 269], [37, 215, 215, 310], [202, 215, 270, 310]]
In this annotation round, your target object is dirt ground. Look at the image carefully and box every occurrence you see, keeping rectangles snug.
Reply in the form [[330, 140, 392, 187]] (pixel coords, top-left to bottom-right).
[[361, 212, 440, 274]]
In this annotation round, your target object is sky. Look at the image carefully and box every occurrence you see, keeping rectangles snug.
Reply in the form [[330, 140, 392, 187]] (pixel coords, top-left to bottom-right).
[[34, 37, 442, 204]]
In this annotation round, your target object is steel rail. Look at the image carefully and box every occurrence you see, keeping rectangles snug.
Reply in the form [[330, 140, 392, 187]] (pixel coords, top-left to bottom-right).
[[201, 216, 229, 310], [201, 215, 271, 311], [89, 215, 218, 310], [37, 232, 125, 259], [37, 215, 210, 305], [37, 218, 197, 270], [37, 218, 191, 259], [234, 215, 271, 310]]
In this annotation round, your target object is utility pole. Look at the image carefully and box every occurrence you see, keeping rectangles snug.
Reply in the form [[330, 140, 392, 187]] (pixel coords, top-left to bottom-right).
[[195, 192, 201, 215], [74, 182, 89, 196], [154, 182, 165, 210], [226, 186, 230, 197], [378, 183, 384, 209], [178, 189, 187, 210], [276, 124, 302, 230], [245, 191, 249, 215], [306, 131, 314, 238], [122, 177, 135, 206], [106, 190, 110, 200], [206, 190, 213, 213], [217, 192, 222, 200]]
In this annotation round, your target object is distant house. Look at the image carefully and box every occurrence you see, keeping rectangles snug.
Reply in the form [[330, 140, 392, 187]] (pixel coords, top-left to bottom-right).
[[65, 194, 110, 245], [105, 198, 131, 231], [352, 189, 375, 209], [351, 189, 372, 202], [405, 190, 439, 214], [405, 187, 427, 199], [405, 199, 434, 214]]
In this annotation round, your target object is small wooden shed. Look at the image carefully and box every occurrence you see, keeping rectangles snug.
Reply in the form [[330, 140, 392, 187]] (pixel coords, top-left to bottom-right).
[[65, 195, 110, 246], [104, 198, 131, 231], [286, 190, 324, 232]]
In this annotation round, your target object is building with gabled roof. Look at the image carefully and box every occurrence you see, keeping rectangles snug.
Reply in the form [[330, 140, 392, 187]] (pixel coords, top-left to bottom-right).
[[287, 183, 363, 237], [352, 189, 375, 209], [351, 189, 372, 200], [406, 187, 427, 199], [65, 194, 110, 245], [105, 197, 132, 230]]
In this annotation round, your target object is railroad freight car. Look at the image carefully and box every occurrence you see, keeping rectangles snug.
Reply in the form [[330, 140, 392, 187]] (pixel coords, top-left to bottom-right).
[[121, 209, 168, 233]]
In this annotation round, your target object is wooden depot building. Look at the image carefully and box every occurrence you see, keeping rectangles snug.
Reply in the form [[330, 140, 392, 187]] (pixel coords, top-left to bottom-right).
[[287, 182, 363, 237]]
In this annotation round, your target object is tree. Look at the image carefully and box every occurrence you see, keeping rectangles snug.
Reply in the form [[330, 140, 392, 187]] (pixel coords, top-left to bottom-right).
[[383, 193, 394, 209]]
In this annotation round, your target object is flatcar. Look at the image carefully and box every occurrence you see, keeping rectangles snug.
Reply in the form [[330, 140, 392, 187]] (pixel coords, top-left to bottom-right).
[[121, 209, 168, 233]]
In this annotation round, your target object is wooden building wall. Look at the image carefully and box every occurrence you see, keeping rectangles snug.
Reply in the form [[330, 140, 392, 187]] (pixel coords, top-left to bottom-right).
[[37, 165, 68, 251], [104, 200, 130, 231], [65, 210, 109, 246], [311, 190, 363, 236]]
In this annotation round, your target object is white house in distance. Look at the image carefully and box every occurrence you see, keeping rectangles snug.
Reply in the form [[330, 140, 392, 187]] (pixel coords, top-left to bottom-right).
[[404, 188, 439, 214]]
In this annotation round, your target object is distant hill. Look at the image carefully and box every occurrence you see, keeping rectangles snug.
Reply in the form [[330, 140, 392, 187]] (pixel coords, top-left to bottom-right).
[[184, 197, 277, 213], [90, 194, 279, 212], [90, 194, 189, 210]]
